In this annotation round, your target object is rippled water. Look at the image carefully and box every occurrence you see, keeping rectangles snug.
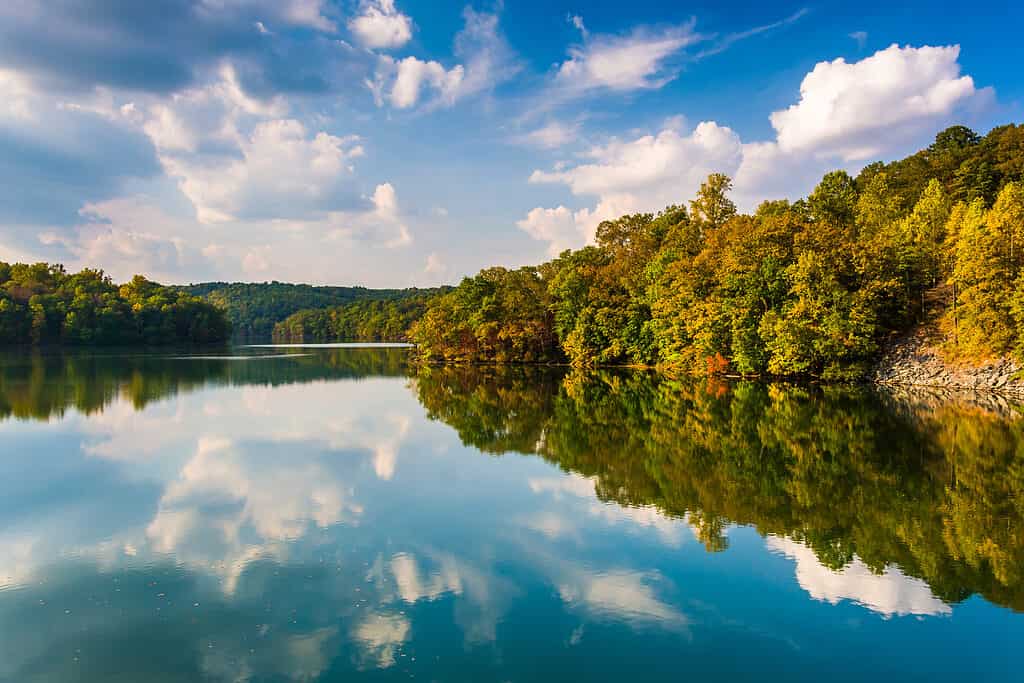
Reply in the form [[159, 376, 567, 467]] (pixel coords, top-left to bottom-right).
[[0, 348, 1021, 681]]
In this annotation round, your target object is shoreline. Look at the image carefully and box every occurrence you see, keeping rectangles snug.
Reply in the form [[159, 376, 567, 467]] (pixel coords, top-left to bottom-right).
[[871, 323, 1024, 398]]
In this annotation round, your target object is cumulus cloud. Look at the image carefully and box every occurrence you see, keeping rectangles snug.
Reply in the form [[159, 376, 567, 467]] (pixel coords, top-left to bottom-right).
[[0, 73, 160, 230], [530, 121, 743, 197], [521, 44, 989, 255], [0, 1, 338, 99], [323, 182, 412, 248], [523, 121, 743, 251], [348, 0, 413, 49], [769, 44, 984, 162], [0, 51, 424, 284], [164, 118, 364, 223], [366, 7, 517, 110], [384, 56, 465, 109], [38, 197, 218, 283], [517, 206, 584, 256], [87, 63, 376, 227]]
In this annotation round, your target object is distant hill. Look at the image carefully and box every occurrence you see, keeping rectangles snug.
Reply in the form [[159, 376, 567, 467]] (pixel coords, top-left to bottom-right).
[[178, 282, 438, 340]]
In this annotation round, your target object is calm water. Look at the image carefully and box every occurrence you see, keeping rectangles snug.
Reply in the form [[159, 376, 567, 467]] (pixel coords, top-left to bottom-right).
[[1, 348, 1022, 682]]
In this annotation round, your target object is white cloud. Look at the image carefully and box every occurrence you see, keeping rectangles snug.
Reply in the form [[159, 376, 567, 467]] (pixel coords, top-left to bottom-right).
[[0, 68, 34, 120], [770, 44, 983, 162], [554, 21, 701, 94], [523, 121, 743, 252], [767, 536, 952, 618], [160, 118, 363, 223], [568, 15, 588, 39], [324, 182, 411, 248], [517, 206, 585, 256], [202, 0, 337, 32], [521, 44, 989, 254], [277, 0, 336, 31], [242, 246, 271, 274], [143, 104, 198, 153], [451, 7, 520, 101], [348, 0, 413, 49], [514, 120, 581, 149], [530, 121, 742, 197], [424, 252, 447, 275], [128, 65, 370, 225], [389, 56, 465, 109], [32, 62, 415, 282], [37, 197, 217, 283], [365, 8, 516, 110]]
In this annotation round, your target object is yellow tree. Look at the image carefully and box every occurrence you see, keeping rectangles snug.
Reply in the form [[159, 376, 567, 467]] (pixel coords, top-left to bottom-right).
[[900, 178, 952, 285], [988, 181, 1024, 276], [948, 199, 1015, 356]]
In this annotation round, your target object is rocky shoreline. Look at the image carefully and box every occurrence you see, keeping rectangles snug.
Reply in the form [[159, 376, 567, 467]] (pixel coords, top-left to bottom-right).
[[872, 329, 1024, 400]]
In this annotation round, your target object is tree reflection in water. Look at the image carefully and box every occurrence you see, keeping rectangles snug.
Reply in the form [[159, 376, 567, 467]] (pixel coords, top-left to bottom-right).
[[1, 351, 1021, 612]]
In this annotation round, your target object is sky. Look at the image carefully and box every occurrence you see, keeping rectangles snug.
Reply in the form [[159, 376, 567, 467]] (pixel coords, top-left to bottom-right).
[[0, 0, 1021, 287]]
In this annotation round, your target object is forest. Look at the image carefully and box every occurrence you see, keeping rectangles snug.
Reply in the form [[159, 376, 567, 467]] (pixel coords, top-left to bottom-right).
[[412, 124, 1024, 379], [272, 290, 446, 343], [0, 263, 230, 346], [178, 281, 423, 340]]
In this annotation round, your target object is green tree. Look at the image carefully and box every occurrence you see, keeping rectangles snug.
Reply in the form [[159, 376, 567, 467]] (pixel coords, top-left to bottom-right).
[[690, 173, 737, 234], [808, 170, 858, 228]]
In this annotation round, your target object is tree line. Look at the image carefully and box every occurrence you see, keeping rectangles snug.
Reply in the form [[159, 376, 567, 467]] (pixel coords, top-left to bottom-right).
[[411, 124, 1024, 378], [272, 291, 446, 343], [178, 281, 421, 340], [0, 263, 230, 346]]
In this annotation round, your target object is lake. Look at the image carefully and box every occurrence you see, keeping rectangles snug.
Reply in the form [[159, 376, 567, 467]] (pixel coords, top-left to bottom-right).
[[0, 346, 1021, 681]]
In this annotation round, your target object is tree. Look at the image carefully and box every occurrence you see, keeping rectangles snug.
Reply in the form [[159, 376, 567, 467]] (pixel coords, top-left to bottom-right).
[[953, 157, 999, 205], [0, 263, 230, 347], [900, 179, 952, 286], [808, 170, 858, 228], [690, 173, 736, 234], [988, 181, 1024, 274], [948, 199, 1015, 356], [855, 172, 903, 239]]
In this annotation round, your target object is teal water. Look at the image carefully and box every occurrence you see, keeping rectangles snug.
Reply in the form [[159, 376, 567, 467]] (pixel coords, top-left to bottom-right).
[[0, 348, 1022, 681]]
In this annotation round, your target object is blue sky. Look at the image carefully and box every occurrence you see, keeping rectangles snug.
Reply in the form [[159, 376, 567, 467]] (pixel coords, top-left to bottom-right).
[[0, 0, 1020, 286]]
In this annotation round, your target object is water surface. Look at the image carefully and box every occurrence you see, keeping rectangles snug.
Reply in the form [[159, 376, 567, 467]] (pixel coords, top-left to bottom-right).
[[1, 348, 1021, 681]]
